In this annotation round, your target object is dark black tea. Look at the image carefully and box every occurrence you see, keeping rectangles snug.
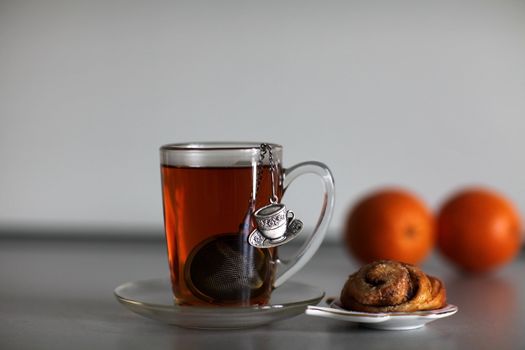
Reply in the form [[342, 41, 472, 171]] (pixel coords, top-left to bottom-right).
[[161, 165, 281, 306]]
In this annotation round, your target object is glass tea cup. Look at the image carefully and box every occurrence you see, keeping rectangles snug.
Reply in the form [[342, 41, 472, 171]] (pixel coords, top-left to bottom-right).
[[160, 142, 335, 306]]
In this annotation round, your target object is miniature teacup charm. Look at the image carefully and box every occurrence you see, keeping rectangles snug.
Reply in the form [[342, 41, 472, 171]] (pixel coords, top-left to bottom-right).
[[248, 143, 304, 249], [254, 203, 294, 242], [249, 203, 304, 249]]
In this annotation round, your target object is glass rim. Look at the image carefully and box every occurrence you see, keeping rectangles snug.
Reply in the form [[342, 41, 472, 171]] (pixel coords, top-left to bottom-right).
[[160, 142, 283, 152]]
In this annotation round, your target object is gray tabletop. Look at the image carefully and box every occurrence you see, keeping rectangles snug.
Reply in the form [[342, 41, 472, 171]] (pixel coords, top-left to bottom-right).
[[1, 237, 524, 350]]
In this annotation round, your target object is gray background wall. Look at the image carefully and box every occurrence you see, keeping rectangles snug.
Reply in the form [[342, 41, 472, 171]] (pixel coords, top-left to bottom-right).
[[1, 0, 525, 239]]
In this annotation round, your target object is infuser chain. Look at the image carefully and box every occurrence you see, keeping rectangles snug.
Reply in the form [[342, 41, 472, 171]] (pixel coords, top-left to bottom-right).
[[249, 143, 304, 248], [254, 143, 278, 204]]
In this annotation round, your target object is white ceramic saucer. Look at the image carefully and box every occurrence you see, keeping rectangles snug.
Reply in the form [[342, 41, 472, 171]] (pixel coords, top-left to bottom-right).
[[305, 299, 458, 330], [114, 278, 324, 329]]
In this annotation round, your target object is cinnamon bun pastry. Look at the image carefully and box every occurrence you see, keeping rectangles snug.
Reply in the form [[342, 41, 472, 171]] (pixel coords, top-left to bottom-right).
[[340, 260, 446, 312]]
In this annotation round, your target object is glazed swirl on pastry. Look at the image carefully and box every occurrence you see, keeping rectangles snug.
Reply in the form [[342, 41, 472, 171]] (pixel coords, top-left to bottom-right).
[[340, 260, 446, 312]]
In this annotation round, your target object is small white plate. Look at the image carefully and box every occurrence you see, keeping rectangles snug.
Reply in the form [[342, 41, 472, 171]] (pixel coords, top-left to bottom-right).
[[306, 299, 458, 330]]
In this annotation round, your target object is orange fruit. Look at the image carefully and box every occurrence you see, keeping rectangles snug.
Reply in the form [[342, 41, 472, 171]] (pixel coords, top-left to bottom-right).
[[437, 187, 522, 273], [344, 188, 434, 265]]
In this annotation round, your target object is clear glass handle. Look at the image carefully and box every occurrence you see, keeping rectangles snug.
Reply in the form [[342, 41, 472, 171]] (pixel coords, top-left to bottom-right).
[[274, 161, 335, 288]]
